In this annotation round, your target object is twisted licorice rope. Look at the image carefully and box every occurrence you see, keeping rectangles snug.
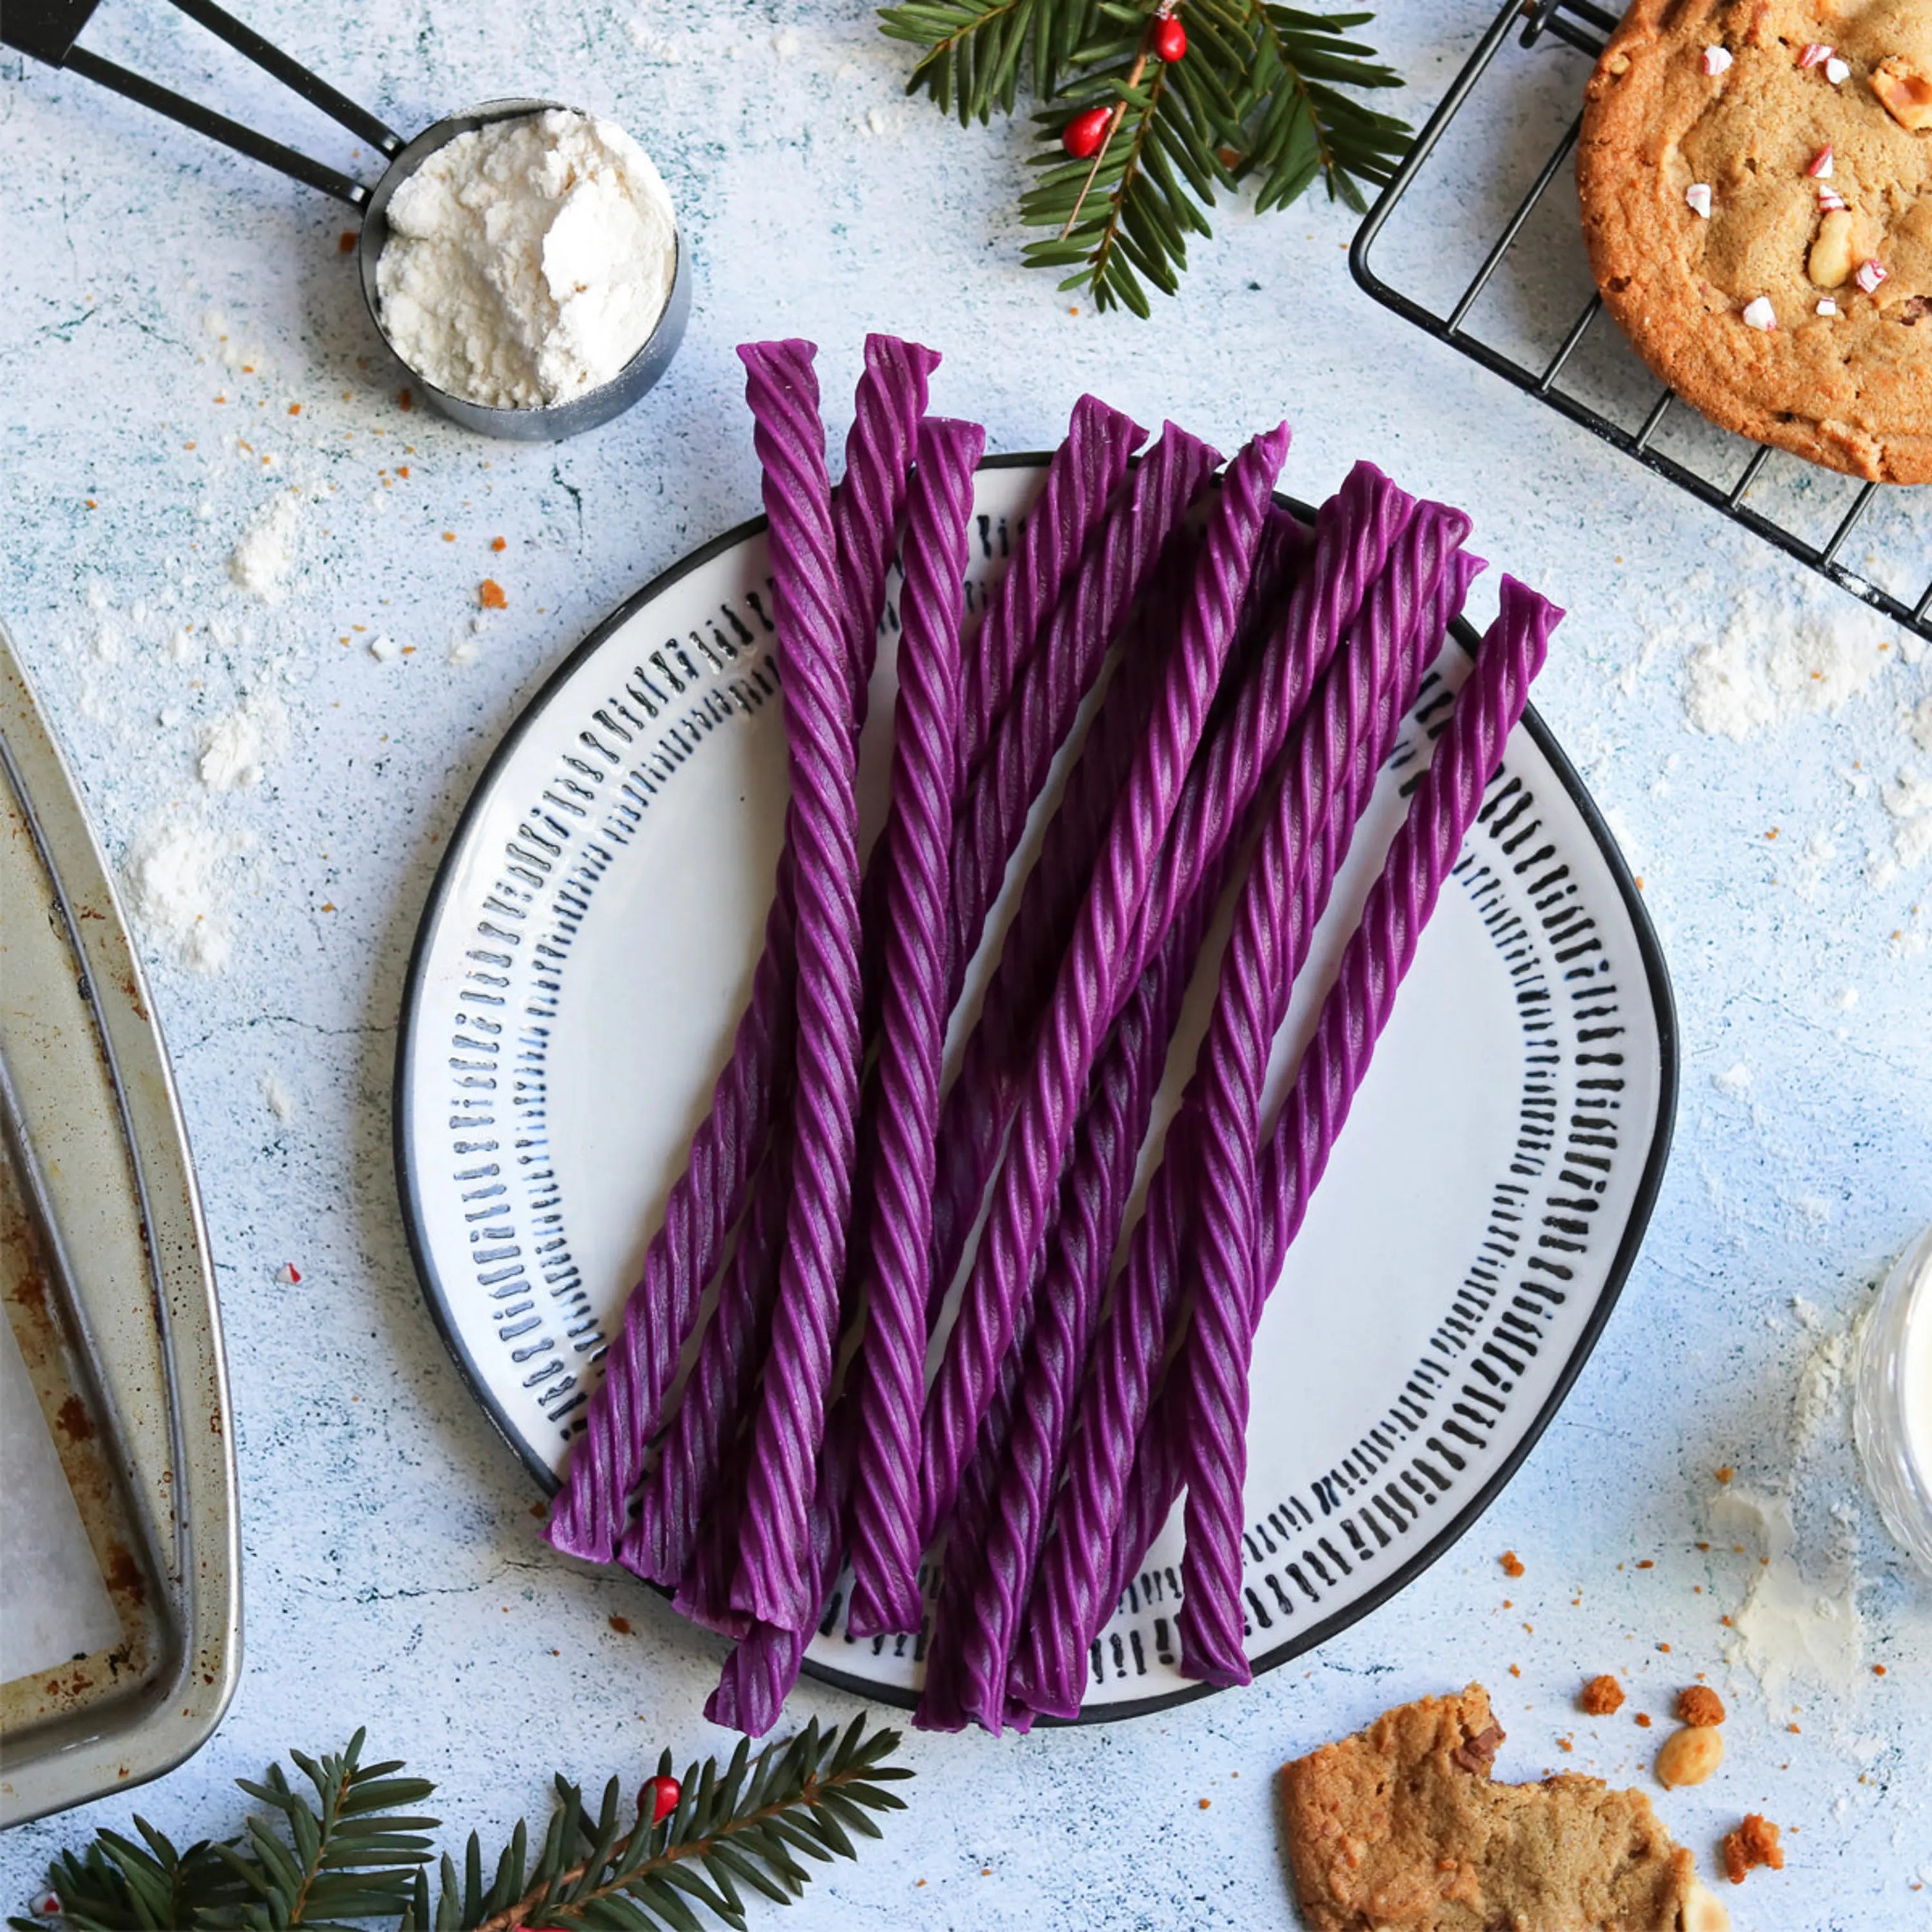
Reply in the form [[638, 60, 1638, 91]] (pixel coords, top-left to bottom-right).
[[1012, 482, 1423, 1714], [705, 1403, 858, 1736], [924, 452, 1217, 1311], [1254, 577, 1560, 1295], [545, 337, 933, 1564], [916, 425, 1291, 1548], [949, 835, 1238, 1730], [1173, 502, 1473, 1685], [672, 1432, 753, 1639], [728, 341, 867, 1631], [621, 1120, 793, 1587], [1116, 463, 1415, 1001], [846, 417, 983, 1641], [1075, 547, 1513, 1658], [955, 395, 1146, 791], [945, 422, 1217, 982]]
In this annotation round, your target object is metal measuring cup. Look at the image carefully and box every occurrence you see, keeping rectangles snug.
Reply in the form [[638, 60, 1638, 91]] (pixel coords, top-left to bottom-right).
[[5, 0, 691, 441]]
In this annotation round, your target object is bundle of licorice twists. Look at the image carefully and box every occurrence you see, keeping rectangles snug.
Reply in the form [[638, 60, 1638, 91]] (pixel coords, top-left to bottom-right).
[[547, 334, 1564, 1736]]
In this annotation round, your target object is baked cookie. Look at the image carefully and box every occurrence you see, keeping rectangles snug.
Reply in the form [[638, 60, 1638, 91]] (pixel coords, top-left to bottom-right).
[[1278, 1683, 1729, 1931], [1578, 0, 1931, 484]]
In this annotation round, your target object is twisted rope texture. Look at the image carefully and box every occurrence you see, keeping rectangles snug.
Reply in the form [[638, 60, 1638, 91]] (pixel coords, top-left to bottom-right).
[[953, 838, 1234, 1729], [924, 431, 1220, 1302], [1081, 543, 1491, 1645], [956, 395, 1144, 787], [917, 425, 1291, 1548], [1014, 475, 1408, 1710], [1174, 502, 1473, 1685], [545, 337, 932, 1563], [846, 417, 983, 1640], [621, 1121, 793, 1586], [728, 340, 866, 1631]]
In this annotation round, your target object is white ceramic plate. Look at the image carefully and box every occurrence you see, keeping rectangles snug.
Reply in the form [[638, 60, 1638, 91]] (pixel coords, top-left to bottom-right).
[[396, 459, 1676, 1720]]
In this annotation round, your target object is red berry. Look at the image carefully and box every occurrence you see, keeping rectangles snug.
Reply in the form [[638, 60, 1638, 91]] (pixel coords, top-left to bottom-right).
[[1061, 106, 1113, 160], [640, 1774, 680, 1824], [1153, 14, 1187, 61]]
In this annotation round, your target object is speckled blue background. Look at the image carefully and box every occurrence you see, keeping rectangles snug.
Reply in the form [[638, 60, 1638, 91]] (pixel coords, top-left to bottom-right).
[[2, 1, 1929, 1924]]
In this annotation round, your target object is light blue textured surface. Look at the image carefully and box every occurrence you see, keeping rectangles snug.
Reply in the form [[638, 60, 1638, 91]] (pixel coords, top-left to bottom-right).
[[2, 1, 1928, 1924]]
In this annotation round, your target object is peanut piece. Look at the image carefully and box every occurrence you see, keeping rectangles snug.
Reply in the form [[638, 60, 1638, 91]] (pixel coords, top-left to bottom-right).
[[1656, 1722, 1725, 1788], [1681, 1880, 1732, 1931], [1810, 210, 1855, 289], [1871, 57, 1932, 132]]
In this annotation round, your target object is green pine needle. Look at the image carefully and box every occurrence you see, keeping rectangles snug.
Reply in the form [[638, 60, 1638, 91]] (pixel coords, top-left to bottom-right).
[[879, 0, 1410, 311], [10, 1716, 912, 1932]]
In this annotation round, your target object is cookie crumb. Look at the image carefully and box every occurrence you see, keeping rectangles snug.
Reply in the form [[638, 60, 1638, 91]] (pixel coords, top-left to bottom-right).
[[1635, 1712, 1654, 1728], [1581, 1674, 1625, 1716], [1501, 1551, 1525, 1578], [1721, 1814, 1785, 1884], [1676, 1686, 1725, 1727]]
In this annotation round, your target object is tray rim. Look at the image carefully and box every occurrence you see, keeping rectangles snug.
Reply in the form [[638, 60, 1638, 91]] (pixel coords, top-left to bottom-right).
[[393, 456, 1680, 1721], [0, 625, 243, 1823]]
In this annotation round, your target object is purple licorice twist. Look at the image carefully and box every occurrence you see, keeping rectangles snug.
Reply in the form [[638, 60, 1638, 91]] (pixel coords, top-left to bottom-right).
[[834, 334, 943, 722], [1092, 544, 1490, 1627], [946, 423, 1218, 983], [1120, 463, 1416, 996], [845, 417, 983, 1641], [1013, 500, 1448, 1715], [545, 339, 932, 1565], [955, 396, 1146, 789], [706, 1406, 859, 1736], [1173, 502, 1473, 1686], [925, 455, 1218, 1311], [621, 1124, 793, 1587], [1254, 578, 1560, 1302], [951, 841, 1236, 1730], [726, 341, 866, 1631], [672, 1437, 753, 1640], [916, 424, 1291, 1548]]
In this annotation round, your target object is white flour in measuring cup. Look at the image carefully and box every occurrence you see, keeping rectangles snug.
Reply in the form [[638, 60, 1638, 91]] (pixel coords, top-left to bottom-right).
[[375, 109, 677, 410]]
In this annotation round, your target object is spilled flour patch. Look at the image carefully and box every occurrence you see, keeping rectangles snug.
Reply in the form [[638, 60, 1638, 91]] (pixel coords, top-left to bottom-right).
[[1709, 1306, 1868, 1713], [1681, 584, 1898, 741], [124, 813, 248, 973], [229, 491, 304, 601], [198, 691, 288, 790]]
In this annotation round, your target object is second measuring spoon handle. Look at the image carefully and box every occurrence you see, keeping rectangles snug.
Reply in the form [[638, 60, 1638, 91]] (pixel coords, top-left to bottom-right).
[[5, 0, 403, 209]]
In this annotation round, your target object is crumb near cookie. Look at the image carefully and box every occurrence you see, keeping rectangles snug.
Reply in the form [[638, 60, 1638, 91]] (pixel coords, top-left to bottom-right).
[[1278, 1684, 1709, 1931], [1721, 1814, 1785, 1883], [1582, 1673, 1627, 1716], [1676, 1685, 1725, 1727]]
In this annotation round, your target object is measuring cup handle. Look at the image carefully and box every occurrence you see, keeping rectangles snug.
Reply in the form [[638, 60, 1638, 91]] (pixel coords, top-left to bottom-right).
[[4, 0, 404, 209]]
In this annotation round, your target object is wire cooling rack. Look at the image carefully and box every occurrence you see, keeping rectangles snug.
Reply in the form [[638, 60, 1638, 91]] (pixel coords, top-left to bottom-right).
[[1350, 0, 1931, 644]]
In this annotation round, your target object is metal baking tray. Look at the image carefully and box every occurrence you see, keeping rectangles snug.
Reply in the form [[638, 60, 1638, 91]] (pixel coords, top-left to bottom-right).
[[0, 623, 241, 1827]]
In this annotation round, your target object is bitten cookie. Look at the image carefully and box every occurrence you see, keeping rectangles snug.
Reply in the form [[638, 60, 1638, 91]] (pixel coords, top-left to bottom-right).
[[1578, 0, 1931, 484], [1278, 1684, 1728, 1931]]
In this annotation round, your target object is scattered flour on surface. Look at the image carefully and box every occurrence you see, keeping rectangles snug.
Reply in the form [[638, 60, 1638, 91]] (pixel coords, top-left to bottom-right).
[[260, 1068, 298, 1124], [1681, 585, 1899, 741], [198, 691, 288, 790], [229, 492, 303, 601], [1712, 1482, 1862, 1707], [1911, 697, 1932, 755], [1713, 1063, 1752, 1097], [123, 815, 243, 973]]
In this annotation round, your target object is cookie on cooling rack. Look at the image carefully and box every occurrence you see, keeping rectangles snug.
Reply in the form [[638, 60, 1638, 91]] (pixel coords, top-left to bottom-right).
[[1578, 0, 1931, 485]]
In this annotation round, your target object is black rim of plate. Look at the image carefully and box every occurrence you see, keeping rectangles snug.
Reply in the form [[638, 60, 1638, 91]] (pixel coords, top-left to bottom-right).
[[394, 453, 1680, 1723]]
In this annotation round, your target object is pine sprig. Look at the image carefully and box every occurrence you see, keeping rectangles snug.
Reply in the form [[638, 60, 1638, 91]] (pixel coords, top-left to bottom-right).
[[12, 1718, 912, 1932], [880, 0, 1410, 312]]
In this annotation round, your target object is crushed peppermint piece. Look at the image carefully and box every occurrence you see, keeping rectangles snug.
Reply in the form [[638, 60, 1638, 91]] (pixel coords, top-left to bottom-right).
[[1808, 145, 1835, 178], [1798, 42, 1833, 69], [277, 1262, 303, 1285], [1703, 44, 1733, 75], [1742, 297, 1778, 331], [1817, 298, 1841, 317], [1817, 187, 1849, 213], [1686, 182, 1714, 218], [1856, 258, 1889, 294], [1825, 56, 1850, 84]]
